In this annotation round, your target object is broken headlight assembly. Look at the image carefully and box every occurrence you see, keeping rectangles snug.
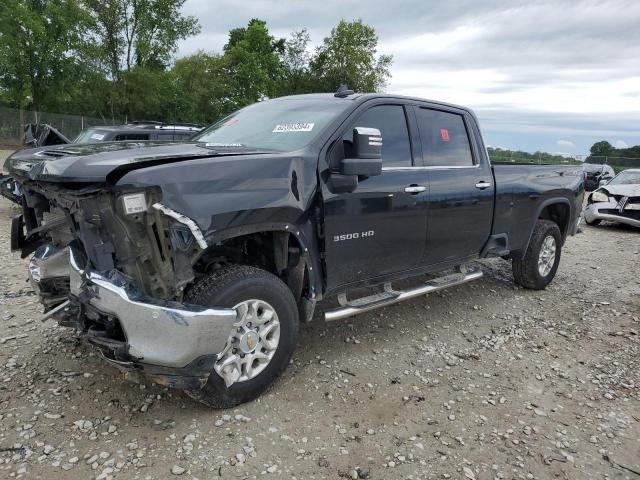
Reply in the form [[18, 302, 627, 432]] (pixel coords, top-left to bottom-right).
[[591, 191, 609, 203]]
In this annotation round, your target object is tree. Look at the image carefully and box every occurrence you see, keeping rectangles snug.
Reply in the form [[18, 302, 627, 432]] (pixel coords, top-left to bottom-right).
[[590, 140, 614, 157], [281, 29, 313, 94], [118, 67, 175, 121], [85, 0, 200, 77], [171, 51, 231, 124], [83, 0, 199, 119], [310, 19, 392, 93], [0, 0, 92, 110], [223, 19, 286, 108]]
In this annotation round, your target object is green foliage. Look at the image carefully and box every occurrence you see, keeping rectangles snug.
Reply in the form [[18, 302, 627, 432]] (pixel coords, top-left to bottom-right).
[[85, 0, 200, 76], [589, 140, 613, 156], [170, 51, 230, 124], [586, 140, 640, 173], [310, 19, 393, 93], [488, 147, 581, 165], [0, 0, 93, 110], [281, 29, 314, 95], [223, 19, 286, 108], [0, 9, 393, 126], [588, 140, 640, 160]]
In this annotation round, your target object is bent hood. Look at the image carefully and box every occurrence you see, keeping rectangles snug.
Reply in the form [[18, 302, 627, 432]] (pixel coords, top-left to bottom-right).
[[600, 184, 640, 197], [4, 141, 223, 183]]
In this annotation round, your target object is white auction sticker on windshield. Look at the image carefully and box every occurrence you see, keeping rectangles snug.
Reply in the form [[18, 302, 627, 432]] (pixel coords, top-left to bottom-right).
[[90, 133, 105, 140], [272, 123, 315, 133]]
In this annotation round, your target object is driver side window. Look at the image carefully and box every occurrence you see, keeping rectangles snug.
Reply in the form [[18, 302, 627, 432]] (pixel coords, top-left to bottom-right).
[[343, 105, 412, 168]]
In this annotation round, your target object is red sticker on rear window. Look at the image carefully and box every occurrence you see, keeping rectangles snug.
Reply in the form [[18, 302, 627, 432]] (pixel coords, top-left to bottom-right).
[[440, 128, 450, 142]]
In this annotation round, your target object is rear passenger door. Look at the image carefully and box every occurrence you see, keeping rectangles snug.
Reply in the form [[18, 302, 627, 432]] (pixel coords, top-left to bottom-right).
[[322, 103, 429, 290], [413, 106, 494, 266]]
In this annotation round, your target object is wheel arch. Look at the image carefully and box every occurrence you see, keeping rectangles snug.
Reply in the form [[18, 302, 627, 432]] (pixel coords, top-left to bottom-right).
[[193, 221, 323, 314], [517, 198, 571, 257]]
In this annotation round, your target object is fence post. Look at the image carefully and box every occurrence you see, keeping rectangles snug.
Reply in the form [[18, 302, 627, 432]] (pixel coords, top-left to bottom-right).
[[19, 108, 24, 144], [81, 116, 84, 131]]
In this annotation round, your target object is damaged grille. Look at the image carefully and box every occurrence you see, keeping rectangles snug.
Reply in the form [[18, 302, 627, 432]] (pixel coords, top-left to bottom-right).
[[18, 183, 200, 301], [601, 209, 640, 220]]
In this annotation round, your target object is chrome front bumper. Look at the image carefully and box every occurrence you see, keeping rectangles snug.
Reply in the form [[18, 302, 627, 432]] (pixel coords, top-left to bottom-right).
[[69, 249, 237, 369], [583, 201, 640, 228]]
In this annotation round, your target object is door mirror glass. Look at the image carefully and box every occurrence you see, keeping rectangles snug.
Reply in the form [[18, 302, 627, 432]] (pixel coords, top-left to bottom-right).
[[340, 127, 383, 176]]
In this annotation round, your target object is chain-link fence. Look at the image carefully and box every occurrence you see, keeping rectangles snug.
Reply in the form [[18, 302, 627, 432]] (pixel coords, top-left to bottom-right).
[[488, 153, 583, 166], [584, 156, 640, 173], [0, 106, 121, 148]]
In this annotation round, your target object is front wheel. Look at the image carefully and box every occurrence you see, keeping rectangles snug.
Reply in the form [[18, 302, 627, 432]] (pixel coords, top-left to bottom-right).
[[512, 219, 562, 290], [184, 265, 299, 408]]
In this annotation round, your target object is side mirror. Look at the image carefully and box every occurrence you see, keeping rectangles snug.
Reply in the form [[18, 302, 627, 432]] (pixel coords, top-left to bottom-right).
[[599, 174, 612, 186], [340, 127, 382, 177]]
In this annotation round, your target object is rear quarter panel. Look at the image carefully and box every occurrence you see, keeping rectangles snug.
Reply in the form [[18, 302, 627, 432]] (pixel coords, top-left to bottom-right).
[[492, 164, 584, 254]]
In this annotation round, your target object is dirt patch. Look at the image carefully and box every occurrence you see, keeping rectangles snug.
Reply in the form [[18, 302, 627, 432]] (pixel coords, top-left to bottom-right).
[[0, 196, 638, 479]]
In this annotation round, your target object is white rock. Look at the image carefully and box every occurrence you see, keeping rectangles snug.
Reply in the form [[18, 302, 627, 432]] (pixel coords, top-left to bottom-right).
[[171, 465, 186, 475]]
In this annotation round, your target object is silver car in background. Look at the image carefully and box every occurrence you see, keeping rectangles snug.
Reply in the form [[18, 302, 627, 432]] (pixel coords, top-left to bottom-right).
[[583, 169, 640, 228]]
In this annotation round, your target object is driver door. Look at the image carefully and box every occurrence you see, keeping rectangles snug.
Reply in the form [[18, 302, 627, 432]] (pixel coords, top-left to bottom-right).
[[322, 103, 429, 292]]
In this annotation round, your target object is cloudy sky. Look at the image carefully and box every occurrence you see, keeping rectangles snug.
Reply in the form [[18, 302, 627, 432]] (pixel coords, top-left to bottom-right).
[[178, 0, 640, 156]]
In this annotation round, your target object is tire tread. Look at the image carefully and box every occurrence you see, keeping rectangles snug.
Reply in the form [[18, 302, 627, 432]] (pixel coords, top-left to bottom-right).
[[512, 219, 561, 290], [184, 264, 299, 409]]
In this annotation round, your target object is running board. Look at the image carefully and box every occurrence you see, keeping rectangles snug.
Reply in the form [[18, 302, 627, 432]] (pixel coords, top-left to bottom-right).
[[324, 269, 483, 321]]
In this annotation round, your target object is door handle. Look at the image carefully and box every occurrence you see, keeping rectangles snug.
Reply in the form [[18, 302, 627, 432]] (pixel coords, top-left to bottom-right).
[[475, 181, 492, 190], [404, 185, 426, 194]]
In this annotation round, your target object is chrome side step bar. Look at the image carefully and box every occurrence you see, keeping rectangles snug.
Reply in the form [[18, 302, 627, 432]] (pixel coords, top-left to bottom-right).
[[324, 269, 483, 322]]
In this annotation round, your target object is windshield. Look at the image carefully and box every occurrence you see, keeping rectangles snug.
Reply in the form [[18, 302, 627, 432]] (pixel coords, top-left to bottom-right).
[[74, 129, 109, 144], [609, 171, 640, 185], [192, 98, 351, 152]]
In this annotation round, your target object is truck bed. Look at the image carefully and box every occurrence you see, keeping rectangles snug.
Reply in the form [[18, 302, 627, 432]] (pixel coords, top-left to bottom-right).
[[491, 163, 584, 255]]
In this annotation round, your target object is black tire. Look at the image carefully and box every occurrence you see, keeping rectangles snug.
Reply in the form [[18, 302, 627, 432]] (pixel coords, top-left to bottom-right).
[[183, 265, 299, 408], [584, 217, 601, 226], [512, 219, 562, 290]]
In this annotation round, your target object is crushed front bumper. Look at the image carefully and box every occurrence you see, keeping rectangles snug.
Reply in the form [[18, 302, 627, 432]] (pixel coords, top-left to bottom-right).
[[68, 249, 237, 388], [583, 201, 640, 228]]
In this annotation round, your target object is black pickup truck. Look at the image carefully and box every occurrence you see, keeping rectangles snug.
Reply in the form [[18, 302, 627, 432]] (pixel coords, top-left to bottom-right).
[[4, 92, 584, 407]]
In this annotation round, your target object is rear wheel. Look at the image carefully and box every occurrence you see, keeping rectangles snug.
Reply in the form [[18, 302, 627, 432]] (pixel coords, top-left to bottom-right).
[[184, 265, 299, 408], [512, 219, 562, 290]]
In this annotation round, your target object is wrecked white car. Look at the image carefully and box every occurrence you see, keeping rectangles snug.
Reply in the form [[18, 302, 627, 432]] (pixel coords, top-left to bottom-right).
[[583, 169, 640, 228]]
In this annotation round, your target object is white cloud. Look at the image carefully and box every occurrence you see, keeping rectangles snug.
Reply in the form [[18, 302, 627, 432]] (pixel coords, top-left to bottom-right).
[[556, 140, 575, 149], [178, 0, 640, 152], [614, 139, 629, 148]]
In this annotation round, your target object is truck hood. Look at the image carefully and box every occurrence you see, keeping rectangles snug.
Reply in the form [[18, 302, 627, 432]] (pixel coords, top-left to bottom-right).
[[600, 184, 640, 197], [4, 141, 242, 183]]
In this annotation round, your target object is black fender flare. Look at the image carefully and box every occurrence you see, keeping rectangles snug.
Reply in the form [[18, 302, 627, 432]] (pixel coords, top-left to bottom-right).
[[520, 197, 572, 256], [199, 220, 323, 300]]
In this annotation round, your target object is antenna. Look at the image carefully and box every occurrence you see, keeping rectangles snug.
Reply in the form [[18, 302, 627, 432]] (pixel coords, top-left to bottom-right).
[[334, 84, 355, 98]]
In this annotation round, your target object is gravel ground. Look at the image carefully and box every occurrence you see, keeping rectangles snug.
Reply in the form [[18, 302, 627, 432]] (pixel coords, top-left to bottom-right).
[[0, 195, 638, 480]]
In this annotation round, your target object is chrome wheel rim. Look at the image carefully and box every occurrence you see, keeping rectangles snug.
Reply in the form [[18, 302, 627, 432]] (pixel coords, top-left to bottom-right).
[[214, 299, 281, 387], [538, 235, 556, 277]]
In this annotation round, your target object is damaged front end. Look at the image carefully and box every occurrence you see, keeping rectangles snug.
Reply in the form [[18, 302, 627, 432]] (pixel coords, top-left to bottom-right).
[[11, 180, 237, 390]]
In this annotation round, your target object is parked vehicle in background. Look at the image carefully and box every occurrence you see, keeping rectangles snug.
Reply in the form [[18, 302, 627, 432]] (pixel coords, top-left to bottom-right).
[[23, 123, 71, 148], [5, 92, 584, 408], [73, 122, 203, 144], [1, 122, 205, 205], [583, 169, 640, 228], [582, 163, 615, 191]]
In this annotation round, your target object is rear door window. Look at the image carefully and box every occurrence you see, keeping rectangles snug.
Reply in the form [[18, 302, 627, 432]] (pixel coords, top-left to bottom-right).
[[415, 108, 474, 166]]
